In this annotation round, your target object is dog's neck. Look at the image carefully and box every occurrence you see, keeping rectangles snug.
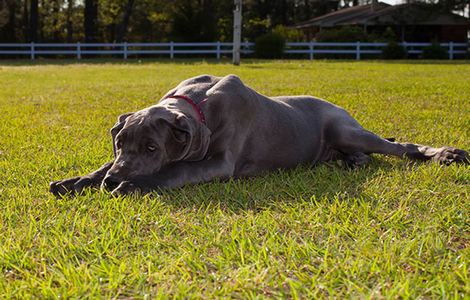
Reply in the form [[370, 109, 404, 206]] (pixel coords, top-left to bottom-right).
[[159, 96, 207, 124]]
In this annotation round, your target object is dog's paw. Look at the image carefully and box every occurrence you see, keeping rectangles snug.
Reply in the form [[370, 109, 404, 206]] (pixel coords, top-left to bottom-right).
[[49, 176, 93, 197], [111, 181, 141, 196], [50, 177, 81, 197], [432, 147, 470, 165]]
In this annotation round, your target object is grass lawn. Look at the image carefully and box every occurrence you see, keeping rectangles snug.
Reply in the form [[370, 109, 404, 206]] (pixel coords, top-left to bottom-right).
[[0, 59, 469, 298]]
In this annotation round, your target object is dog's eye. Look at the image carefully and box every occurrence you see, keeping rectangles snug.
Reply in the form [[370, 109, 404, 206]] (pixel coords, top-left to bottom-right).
[[147, 145, 156, 152]]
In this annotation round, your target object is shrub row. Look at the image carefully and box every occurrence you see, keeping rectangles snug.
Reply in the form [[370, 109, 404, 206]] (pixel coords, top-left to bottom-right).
[[254, 32, 455, 59]]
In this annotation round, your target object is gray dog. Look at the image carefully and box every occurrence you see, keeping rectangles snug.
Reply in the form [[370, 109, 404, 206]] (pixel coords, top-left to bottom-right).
[[50, 74, 469, 196]]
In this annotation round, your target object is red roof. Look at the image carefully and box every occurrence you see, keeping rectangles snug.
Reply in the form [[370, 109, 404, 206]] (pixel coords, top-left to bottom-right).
[[294, 2, 469, 28]]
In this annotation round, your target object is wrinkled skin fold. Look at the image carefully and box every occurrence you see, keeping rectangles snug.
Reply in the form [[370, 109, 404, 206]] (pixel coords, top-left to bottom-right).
[[50, 74, 470, 197]]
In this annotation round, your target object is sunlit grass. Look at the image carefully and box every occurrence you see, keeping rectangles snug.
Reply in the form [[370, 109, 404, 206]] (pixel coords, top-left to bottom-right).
[[0, 59, 469, 298]]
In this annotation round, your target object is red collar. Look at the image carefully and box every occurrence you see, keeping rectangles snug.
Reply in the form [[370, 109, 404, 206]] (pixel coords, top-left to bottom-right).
[[165, 95, 207, 125]]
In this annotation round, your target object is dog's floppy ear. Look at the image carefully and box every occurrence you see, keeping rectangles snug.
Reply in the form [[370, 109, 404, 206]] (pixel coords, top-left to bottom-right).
[[183, 117, 211, 161], [110, 112, 133, 157], [163, 115, 211, 162]]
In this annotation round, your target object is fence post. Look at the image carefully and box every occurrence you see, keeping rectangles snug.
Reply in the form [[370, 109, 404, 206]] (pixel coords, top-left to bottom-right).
[[356, 41, 360, 60], [170, 41, 174, 59], [123, 42, 128, 59], [77, 42, 81, 59], [30, 42, 35, 60], [309, 41, 314, 60], [402, 41, 408, 56], [449, 41, 453, 60], [216, 41, 221, 59]]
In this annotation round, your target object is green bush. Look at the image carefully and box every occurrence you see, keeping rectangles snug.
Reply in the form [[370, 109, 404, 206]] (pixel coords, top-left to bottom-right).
[[254, 32, 285, 58], [382, 41, 407, 59], [272, 25, 304, 42], [421, 42, 448, 59], [244, 17, 271, 40], [316, 26, 370, 42], [382, 27, 399, 42]]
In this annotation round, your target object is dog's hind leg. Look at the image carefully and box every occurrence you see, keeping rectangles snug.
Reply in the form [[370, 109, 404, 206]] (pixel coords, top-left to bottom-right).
[[340, 152, 372, 168], [329, 125, 469, 165]]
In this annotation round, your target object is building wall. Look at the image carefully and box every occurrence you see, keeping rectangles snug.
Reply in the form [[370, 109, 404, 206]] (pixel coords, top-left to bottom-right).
[[438, 25, 468, 43], [300, 25, 468, 42]]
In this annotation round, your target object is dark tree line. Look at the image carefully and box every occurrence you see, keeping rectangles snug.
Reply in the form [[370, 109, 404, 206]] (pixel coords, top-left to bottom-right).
[[0, 0, 467, 43]]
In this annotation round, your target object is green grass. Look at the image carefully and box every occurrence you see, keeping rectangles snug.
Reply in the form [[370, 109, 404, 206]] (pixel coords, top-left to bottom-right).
[[0, 59, 469, 298]]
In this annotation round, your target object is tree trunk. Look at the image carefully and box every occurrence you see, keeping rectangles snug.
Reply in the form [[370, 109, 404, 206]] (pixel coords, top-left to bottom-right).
[[23, 0, 29, 41], [281, 0, 288, 24], [201, 0, 216, 41], [115, 0, 135, 42], [38, 0, 45, 41], [30, 0, 38, 42], [52, 0, 60, 42], [66, 0, 74, 42], [84, 0, 98, 42], [2, 0, 17, 42]]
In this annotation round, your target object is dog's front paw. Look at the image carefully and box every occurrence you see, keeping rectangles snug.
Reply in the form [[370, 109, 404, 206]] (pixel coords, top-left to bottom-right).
[[50, 176, 95, 197], [111, 181, 142, 196], [433, 147, 470, 165]]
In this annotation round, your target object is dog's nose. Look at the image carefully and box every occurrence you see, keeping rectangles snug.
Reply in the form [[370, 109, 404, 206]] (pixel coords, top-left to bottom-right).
[[102, 175, 121, 191]]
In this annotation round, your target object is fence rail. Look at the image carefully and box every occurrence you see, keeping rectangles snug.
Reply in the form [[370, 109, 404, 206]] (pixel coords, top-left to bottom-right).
[[0, 41, 467, 60]]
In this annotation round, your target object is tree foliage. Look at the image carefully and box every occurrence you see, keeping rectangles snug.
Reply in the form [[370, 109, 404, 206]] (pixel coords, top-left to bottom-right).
[[255, 32, 285, 58], [0, 0, 467, 43]]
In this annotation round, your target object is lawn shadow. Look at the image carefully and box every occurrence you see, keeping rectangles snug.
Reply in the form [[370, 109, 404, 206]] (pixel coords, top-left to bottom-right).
[[2, 58, 469, 67], [154, 157, 399, 213], [0, 58, 233, 66], [372, 59, 470, 65]]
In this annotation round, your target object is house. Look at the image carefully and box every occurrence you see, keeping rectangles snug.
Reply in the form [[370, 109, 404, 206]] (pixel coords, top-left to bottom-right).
[[294, 1, 470, 42]]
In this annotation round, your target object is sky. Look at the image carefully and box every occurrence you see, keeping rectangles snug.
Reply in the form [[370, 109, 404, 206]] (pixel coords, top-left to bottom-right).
[[379, 0, 469, 16]]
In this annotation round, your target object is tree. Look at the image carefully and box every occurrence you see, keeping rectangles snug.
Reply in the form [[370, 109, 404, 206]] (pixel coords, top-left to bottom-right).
[[437, 0, 468, 13], [66, 0, 74, 42], [30, 0, 39, 42], [51, 0, 61, 42], [116, 0, 135, 42], [170, 0, 218, 42], [1, 0, 350, 44], [84, 0, 98, 42], [303, 0, 311, 19], [0, 0, 17, 42], [22, 0, 29, 41], [127, 0, 173, 41]]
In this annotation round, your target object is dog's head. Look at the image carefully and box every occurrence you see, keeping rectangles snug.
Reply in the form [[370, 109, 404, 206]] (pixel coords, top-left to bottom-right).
[[102, 106, 211, 190]]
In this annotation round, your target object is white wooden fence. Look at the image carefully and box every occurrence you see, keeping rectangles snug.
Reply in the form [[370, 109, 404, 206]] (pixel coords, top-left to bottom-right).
[[0, 41, 467, 60], [286, 42, 467, 60]]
